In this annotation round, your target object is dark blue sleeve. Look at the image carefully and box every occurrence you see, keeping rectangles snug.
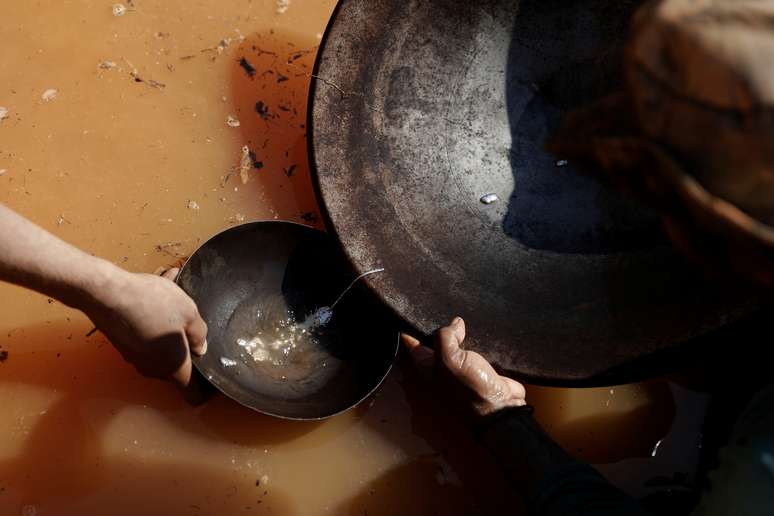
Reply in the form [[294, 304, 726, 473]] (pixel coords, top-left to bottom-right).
[[478, 406, 649, 516], [533, 462, 649, 516]]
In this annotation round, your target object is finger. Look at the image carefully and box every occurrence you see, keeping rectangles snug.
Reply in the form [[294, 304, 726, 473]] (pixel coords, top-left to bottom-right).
[[437, 320, 466, 371], [180, 367, 216, 406], [451, 316, 465, 343], [161, 267, 180, 281], [187, 316, 208, 356], [504, 377, 527, 405], [400, 333, 435, 367], [400, 333, 422, 351], [131, 332, 190, 380], [171, 339, 193, 388]]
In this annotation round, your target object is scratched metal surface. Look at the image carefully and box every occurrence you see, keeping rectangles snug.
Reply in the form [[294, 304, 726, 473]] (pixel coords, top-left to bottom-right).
[[309, 0, 752, 383]]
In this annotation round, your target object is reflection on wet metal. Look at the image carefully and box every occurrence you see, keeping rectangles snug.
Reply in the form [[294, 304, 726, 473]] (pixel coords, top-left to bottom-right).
[[303, 267, 385, 330], [480, 193, 499, 205]]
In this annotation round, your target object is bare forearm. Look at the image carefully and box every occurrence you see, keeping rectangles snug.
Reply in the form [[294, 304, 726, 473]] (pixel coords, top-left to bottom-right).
[[0, 203, 208, 394], [0, 203, 120, 311]]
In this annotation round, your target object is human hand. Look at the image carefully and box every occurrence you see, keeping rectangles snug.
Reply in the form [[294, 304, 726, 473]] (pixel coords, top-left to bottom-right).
[[83, 266, 208, 394], [401, 317, 526, 419]]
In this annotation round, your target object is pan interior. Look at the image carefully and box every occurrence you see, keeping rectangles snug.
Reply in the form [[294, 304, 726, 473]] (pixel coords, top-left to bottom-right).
[[177, 222, 397, 419]]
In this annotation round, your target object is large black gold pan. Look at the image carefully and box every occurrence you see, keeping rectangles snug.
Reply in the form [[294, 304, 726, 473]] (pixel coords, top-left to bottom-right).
[[309, 0, 753, 383]]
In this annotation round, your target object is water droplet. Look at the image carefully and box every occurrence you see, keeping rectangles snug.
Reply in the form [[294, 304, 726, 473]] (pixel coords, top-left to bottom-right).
[[480, 193, 498, 205]]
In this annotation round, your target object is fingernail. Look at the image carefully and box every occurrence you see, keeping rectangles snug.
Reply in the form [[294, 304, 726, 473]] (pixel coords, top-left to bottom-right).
[[400, 333, 420, 350], [450, 317, 464, 340], [200, 339, 208, 355]]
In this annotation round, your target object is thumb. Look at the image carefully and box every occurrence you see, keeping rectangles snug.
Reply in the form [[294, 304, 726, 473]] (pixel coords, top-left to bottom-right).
[[171, 342, 193, 388], [401, 333, 435, 368], [437, 317, 466, 371], [161, 267, 180, 281], [186, 316, 208, 356]]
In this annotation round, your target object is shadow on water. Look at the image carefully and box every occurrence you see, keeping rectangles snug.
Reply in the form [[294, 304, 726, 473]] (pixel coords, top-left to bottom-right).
[[502, 0, 663, 254], [228, 30, 324, 226], [338, 359, 527, 516], [0, 321, 317, 515]]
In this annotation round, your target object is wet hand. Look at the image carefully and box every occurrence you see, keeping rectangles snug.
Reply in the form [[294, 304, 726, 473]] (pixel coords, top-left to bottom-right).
[[84, 267, 208, 394], [401, 317, 526, 418]]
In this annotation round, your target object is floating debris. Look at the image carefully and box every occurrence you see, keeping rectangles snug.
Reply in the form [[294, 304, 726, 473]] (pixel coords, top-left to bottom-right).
[[234, 213, 246, 223], [202, 38, 231, 59], [187, 200, 200, 210], [277, 73, 289, 83], [154, 241, 185, 258], [226, 115, 241, 127], [0, 349, 8, 363], [144, 78, 166, 89], [276, 0, 290, 14], [41, 89, 58, 102], [0, 169, 7, 176], [284, 164, 297, 177], [220, 169, 233, 187], [239, 57, 257, 78], [220, 357, 238, 368], [556, 159, 568, 167], [480, 193, 498, 205], [287, 50, 312, 63], [112, 3, 127, 16], [123, 58, 165, 89], [216, 39, 230, 53], [255, 100, 270, 120], [249, 151, 263, 170], [301, 211, 317, 223], [155, 241, 182, 250], [0, 106, 8, 121], [238, 145, 253, 183], [98, 60, 117, 69]]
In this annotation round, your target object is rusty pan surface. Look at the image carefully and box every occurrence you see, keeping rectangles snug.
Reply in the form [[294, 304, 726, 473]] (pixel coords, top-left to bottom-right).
[[309, 0, 753, 383]]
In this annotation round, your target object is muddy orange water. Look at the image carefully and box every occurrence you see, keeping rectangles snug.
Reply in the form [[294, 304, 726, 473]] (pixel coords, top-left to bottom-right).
[[1, 1, 698, 515]]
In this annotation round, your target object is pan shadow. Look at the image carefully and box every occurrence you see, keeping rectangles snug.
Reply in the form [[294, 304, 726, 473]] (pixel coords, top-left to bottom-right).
[[0, 321, 320, 514], [334, 355, 527, 516], [227, 30, 324, 227], [501, 0, 663, 254]]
